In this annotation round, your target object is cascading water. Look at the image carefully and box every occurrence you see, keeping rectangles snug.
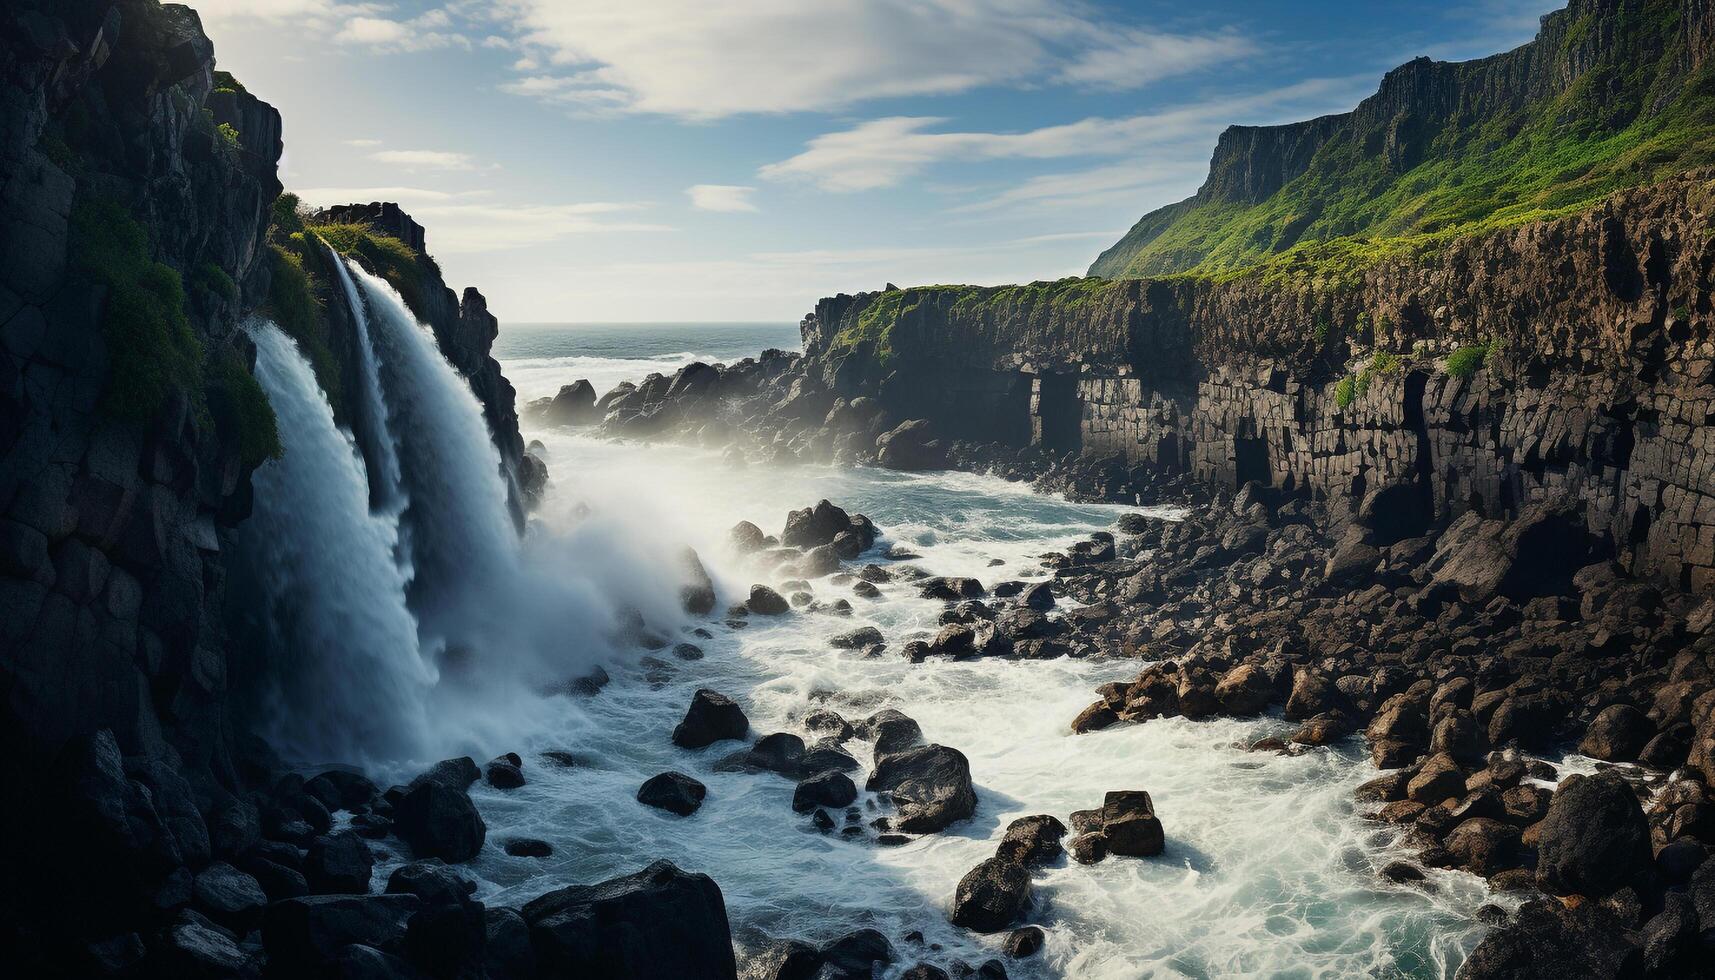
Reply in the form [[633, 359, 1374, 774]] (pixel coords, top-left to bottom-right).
[[234, 319, 432, 765], [345, 261, 523, 657], [328, 251, 406, 517]]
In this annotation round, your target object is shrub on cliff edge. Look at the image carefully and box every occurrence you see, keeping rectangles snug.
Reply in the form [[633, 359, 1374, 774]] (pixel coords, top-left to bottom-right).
[[70, 198, 205, 421], [1446, 343, 1492, 377]]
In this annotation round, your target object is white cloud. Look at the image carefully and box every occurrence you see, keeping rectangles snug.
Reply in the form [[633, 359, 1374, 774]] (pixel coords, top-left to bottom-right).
[[951, 161, 1213, 214], [687, 185, 758, 213], [759, 76, 1370, 192], [342, 138, 384, 147], [334, 11, 470, 52], [368, 149, 483, 171], [294, 186, 485, 206], [492, 0, 1258, 119]]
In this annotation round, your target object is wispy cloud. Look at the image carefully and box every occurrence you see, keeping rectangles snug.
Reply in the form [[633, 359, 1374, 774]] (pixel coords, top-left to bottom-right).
[[759, 76, 1369, 193], [687, 185, 759, 213], [405, 202, 671, 254], [491, 0, 1260, 120], [368, 149, 486, 171]]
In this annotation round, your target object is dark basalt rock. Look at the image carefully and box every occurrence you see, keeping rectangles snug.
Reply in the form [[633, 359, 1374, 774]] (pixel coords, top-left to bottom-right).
[[1101, 791, 1164, 857], [386, 862, 477, 907], [866, 744, 976, 834], [263, 894, 423, 974], [863, 708, 925, 758], [305, 831, 374, 895], [793, 770, 858, 812], [485, 753, 526, 789], [1534, 774, 1651, 898], [748, 585, 791, 616], [1004, 926, 1045, 959], [950, 857, 1032, 933], [545, 379, 599, 425], [522, 859, 737, 979], [995, 815, 1067, 867], [1578, 704, 1653, 762], [674, 689, 751, 749], [1458, 898, 1637, 979], [393, 781, 486, 863], [831, 626, 885, 649], [190, 862, 268, 933], [637, 772, 708, 816]]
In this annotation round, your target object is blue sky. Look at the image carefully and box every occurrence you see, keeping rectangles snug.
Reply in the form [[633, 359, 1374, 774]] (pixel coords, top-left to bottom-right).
[[185, 0, 1563, 323]]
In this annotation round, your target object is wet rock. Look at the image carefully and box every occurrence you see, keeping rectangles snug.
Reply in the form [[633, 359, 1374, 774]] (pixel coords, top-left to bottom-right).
[[801, 741, 860, 774], [1101, 791, 1165, 857], [920, 577, 984, 601], [305, 831, 374, 895], [1535, 774, 1651, 898], [831, 626, 884, 650], [899, 965, 951, 980], [742, 937, 820, 980], [485, 753, 526, 789], [191, 862, 268, 933], [1020, 583, 1054, 610], [863, 708, 925, 757], [1380, 861, 1425, 883], [1003, 926, 1044, 959], [950, 857, 1031, 933], [866, 744, 977, 834], [674, 689, 751, 749], [721, 733, 806, 775], [638, 772, 708, 816], [876, 420, 948, 471], [263, 894, 423, 975], [1578, 704, 1653, 762], [410, 758, 482, 793], [731, 521, 767, 553], [484, 907, 537, 979], [1458, 898, 1637, 979], [1443, 818, 1519, 876], [1067, 832, 1108, 864], [545, 379, 599, 425], [681, 548, 718, 616], [152, 916, 254, 979], [504, 837, 553, 858], [393, 781, 486, 863], [793, 771, 857, 812], [820, 928, 894, 977], [385, 862, 477, 907], [1214, 664, 1272, 716], [1070, 702, 1119, 734], [1406, 754, 1466, 805], [748, 585, 790, 616], [995, 815, 1067, 867], [522, 859, 737, 979]]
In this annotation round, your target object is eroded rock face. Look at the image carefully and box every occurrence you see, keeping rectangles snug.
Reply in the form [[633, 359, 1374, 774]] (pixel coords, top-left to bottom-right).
[[522, 859, 738, 980]]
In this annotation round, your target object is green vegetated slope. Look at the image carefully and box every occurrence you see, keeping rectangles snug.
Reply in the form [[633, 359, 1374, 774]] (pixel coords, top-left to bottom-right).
[[1089, 0, 1715, 282]]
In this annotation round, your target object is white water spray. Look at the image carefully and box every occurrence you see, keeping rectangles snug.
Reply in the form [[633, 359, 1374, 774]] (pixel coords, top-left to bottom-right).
[[236, 319, 433, 765]]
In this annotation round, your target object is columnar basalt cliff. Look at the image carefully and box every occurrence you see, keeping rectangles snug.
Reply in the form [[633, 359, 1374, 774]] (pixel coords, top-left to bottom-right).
[[804, 173, 1715, 587]]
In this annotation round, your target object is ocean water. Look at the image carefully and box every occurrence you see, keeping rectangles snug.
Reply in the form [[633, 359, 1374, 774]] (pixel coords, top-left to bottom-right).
[[436, 324, 1508, 977], [495, 322, 800, 406]]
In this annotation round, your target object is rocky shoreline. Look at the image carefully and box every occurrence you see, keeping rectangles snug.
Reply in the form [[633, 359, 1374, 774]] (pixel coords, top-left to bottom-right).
[[517, 337, 1715, 974]]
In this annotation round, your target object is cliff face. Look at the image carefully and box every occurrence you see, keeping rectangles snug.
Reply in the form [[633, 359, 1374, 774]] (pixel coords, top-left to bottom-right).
[[1090, 0, 1715, 279], [0, 0, 282, 777], [808, 172, 1715, 587]]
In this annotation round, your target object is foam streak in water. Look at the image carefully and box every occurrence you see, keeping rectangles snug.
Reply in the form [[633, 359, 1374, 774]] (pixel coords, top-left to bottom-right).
[[238, 319, 432, 764]]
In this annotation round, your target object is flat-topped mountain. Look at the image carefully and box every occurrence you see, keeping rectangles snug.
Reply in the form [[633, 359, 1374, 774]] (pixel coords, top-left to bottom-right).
[[1090, 0, 1715, 280]]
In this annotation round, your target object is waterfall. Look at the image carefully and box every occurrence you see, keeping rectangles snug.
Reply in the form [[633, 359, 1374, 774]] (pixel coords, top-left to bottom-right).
[[329, 250, 406, 517], [236, 319, 433, 765], [344, 261, 523, 658]]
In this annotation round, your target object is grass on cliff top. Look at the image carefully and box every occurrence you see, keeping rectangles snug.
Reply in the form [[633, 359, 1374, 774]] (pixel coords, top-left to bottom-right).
[[830, 278, 1127, 360], [1096, 0, 1715, 285], [307, 219, 430, 317], [212, 70, 247, 96]]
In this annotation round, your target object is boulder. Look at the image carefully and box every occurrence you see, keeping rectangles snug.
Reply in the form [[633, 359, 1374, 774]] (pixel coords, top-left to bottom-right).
[[1214, 664, 1272, 716], [1443, 818, 1519, 876], [191, 862, 268, 933], [305, 831, 374, 895], [1458, 898, 1637, 979], [1100, 791, 1164, 857], [1067, 833, 1107, 864], [748, 586, 790, 616], [782, 500, 852, 549], [385, 862, 476, 907], [484, 908, 537, 979], [866, 744, 977, 834], [831, 626, 884, 650], [1426, 502, 1599, 603], [409, 758, 481, 793], [393, 782, 486, 863], [863, 709, 924, 757], [637, 772, 708, 816], [1534, 774, 1651, 898], [792, 771, 857, 812], [263, 894, 422, 974], [949, 857, 1031, 933], [545, 380, 599, 425], [1406, 754, 1465, 805], [995, 815, 1067, 867], [522, 860, 737, 979], [485, 754, 525, 789], [673, 689, 750, 749], [1003, 926, 1044, 959], [876, 420, 947, 471], [820, 928, 894, 977], [1578, 705, 1652, 762], [681, 548, 717, 616], [730, 521, 767, 553]]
